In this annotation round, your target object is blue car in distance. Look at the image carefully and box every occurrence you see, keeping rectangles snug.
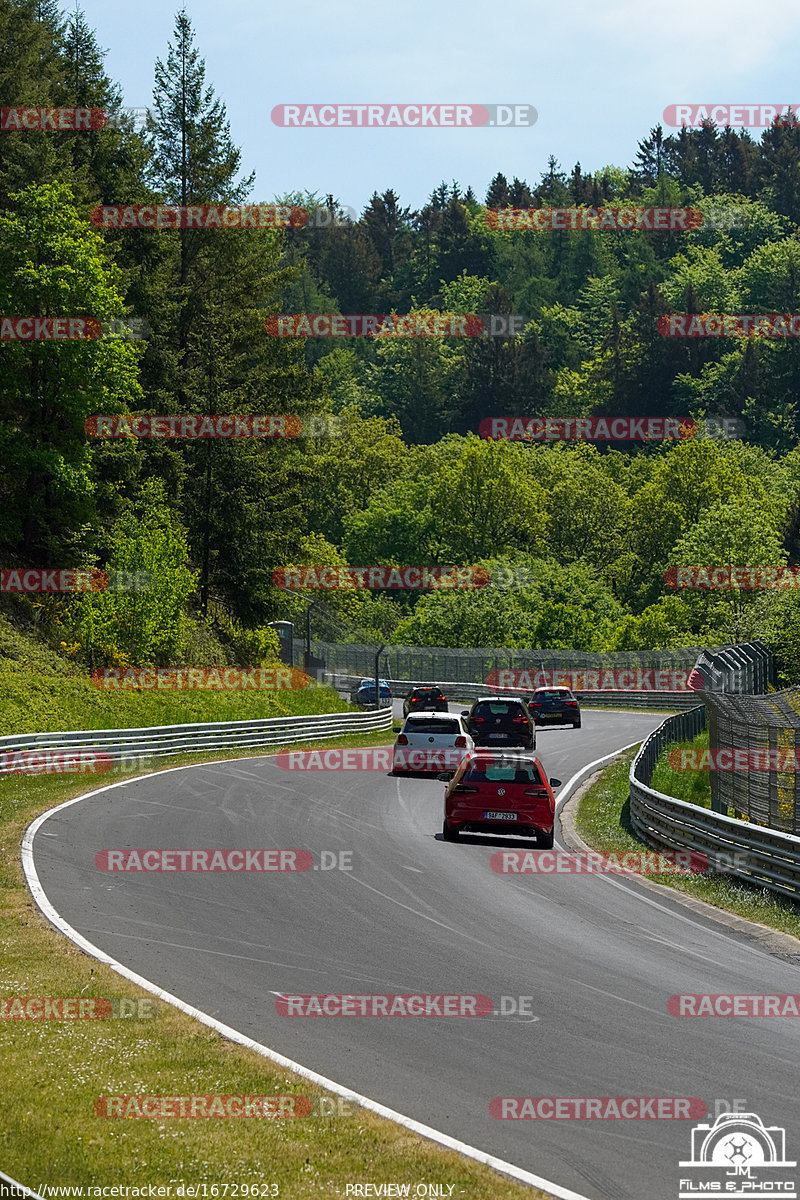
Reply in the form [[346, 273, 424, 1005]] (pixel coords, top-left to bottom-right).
[[354, 677, 393, 706]]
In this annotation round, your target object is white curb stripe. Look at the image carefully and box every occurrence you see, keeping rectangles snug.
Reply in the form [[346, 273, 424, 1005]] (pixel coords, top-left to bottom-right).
[[0, 1169, 45, 1200], [21, 754, 593, 1200], [555, 739, 645, 812]]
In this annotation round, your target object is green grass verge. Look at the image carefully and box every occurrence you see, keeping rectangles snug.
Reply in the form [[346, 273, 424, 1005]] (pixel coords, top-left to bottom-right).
[[650, 729, 712, 809], [0, 631, 547, 1197], [0, 615, 348, 735], [574, 742, 800, 940]]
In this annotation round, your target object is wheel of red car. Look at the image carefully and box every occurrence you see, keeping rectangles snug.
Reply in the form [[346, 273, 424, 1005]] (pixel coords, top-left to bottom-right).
[[442, 818, 460, 842]]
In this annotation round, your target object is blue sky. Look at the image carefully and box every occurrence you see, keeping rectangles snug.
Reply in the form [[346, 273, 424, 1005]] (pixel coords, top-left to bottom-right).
[[79, 0, 800, 213]]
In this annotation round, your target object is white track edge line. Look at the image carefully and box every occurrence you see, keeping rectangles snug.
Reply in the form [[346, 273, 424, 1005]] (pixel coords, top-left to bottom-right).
[[555, 738, 645, 811], [21, 754, 593, 1200]]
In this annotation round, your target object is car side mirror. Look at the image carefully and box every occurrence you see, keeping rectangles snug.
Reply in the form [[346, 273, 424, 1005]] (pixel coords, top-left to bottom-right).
[[461, 710, 469, 718], [549, 778, 562, 788], [437, 771, 454, 782], [393, 726, 401, 733]]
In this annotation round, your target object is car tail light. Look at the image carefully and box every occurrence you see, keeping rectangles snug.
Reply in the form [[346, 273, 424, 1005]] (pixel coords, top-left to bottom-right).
[[454, 736, 467, 747], [532, 701, 542, 707], [472, 716, 485, 722], [524, 787, 549, 797], [396, 734, 408, 745], [512, 716, 529, 723], [565, 700, 577, 707], [453, 784, 479, 794]]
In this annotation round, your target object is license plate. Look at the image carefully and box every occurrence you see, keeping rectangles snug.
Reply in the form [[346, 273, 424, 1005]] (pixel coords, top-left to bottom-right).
[[485, 811, 517, 821], [488, 732, 507, 739], [547, 712, 563, 719]]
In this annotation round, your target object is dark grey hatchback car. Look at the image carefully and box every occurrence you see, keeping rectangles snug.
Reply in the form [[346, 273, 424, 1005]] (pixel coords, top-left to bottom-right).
[[462, 696, 536, 750]]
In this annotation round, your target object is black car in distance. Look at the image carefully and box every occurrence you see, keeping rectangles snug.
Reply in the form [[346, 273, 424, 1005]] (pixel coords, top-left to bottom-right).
[[530, 685, 582, 729], [403, 684, 449, 718], [462, 695, 536, 750]]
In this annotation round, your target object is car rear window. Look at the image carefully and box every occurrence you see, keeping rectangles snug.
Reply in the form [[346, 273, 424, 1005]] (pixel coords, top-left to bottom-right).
[[406, 717, 460, 733], [472, 702, 524, 718], [464, 761, 546, 784], [414, 688, 444, 698], [535, 689, 575, 701]]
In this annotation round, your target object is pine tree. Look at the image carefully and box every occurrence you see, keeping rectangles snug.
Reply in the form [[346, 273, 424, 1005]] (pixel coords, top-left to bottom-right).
[[508, 176, 533, 206], [634, 126, 666, 189], [58, 9, 149, 206], [756, 116, 800, 221], [0, 0, 66, 201], [135, 9, 318, 619], [535, 156, 569, 205], [362, 189, 412, 278], [485, 172, 510, 207]]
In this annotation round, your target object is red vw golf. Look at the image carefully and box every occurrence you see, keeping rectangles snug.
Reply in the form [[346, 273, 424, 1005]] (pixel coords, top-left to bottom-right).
[[439, 750, 561, 847]]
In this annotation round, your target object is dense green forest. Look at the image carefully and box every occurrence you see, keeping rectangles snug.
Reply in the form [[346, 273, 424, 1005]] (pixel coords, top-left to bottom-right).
[[3, 1, 800, 682]]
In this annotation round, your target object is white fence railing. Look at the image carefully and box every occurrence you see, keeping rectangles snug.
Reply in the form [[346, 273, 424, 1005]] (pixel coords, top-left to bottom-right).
[[0, 707, 393, 776]]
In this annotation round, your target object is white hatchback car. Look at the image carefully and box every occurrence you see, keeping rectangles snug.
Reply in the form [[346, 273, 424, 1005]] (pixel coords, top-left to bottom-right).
[[392, 711, 475, 775]]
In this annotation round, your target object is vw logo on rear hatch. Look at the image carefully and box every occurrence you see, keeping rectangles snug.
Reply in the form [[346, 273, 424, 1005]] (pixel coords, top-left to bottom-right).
[[428, 736, 435, 743], [498, 788, 506, 796]]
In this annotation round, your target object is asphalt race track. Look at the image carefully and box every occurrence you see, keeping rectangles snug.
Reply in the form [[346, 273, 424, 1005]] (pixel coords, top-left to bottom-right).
[[29, 707, 800, 1200]]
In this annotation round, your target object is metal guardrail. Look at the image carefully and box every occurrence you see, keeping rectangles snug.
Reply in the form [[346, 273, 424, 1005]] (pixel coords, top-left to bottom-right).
[[629, 707, 800, 900], [0, 707, 394, 775], [329, 674, 701, 710]]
